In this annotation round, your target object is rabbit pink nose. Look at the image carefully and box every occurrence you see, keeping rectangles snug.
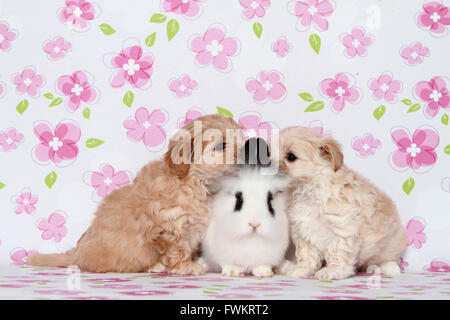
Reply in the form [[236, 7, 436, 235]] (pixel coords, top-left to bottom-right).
[[248, 222, 261, 230]]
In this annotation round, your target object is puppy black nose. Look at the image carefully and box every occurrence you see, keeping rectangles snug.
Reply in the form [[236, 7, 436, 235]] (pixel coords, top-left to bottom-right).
[[242, 137, 271, 167]]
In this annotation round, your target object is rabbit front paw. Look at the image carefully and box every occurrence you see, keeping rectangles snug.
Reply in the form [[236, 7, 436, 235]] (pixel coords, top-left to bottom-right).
[[222, 264, 245, 277], [252, 265, 274, 278]]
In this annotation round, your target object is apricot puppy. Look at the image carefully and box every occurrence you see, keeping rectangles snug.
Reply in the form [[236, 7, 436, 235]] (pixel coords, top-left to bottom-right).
[[28, 114, 244, 274], [274, 127, 407, 280]]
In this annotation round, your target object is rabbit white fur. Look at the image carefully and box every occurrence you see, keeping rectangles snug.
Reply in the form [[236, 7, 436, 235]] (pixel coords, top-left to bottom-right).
[[201, 167, 290, 278]]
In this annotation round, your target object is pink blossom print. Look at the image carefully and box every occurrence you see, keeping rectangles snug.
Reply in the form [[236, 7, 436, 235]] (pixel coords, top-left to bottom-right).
[[287, 0, 335, 32], [37, 212, 67, 242], [239, 112, 273, 140], [178, 108, 204, 128], [83, 164, 132, 202], [12, 188, 38, 215], [272, 37, 292, 57], [123, 107, 168, 151], [341, 26, 374, 58], [189, 25, 240, 72], [240, 0, 271, 20], [161, 0, 202, 19], [413, 76, 449, 118], [319, 73, 361, 112], [0, 21, 18, 51], [12, 66, 45, 98], [309, 120, 332, 137], [10, 248, 37, 266], [389, 126, 439, 173], [404, 218, 427, 249], [425, 259, 450, 272], [400, 42, 430, 66], [56, 71, 99, 112], [0, 81, 6, 98], [368, 72, 402, 103], [58, 0, 99, 32], [399, 257, 408, 271], [105, 39, 153, 89], [43, 37, 72, 60], [0, 128, 24, 152], [351, 134, 381, 158], [32, 120, 81, 167], [246, 70, 287, 103], [168, 75, 198, 98], [416, 0, 450, 37]]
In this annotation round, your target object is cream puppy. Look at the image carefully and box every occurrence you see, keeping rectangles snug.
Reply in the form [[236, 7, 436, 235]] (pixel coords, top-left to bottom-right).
[[273, 126, 407, 280]]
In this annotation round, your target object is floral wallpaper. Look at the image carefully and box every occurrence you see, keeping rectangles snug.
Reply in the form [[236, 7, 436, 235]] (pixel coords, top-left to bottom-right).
[[0, 0, 449, 273]]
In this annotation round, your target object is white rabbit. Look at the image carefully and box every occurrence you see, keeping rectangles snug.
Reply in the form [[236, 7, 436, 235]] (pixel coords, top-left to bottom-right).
[[201, 138, 291, 278]]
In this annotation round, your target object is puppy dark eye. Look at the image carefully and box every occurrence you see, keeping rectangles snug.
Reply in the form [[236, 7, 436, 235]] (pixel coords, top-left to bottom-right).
[[267, 191, 275, 216], [286, 152, 297, 162], [234, 191, 243, 212], [215, 142, 226, 151]]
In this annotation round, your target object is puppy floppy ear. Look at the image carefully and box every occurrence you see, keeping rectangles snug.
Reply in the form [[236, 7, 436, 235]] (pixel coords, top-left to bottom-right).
[[320, 137, 343, 172], [163, 131, 192, 178]]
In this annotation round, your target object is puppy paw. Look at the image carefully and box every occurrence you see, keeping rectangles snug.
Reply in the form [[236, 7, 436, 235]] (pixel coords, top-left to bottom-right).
[[147, 262, 166, 273], [222, 264, 245, 277], [380, 261, 401, 276], [167, 261, 207, 276], [287, 265, 315, 278], [315, 266, 354, 281], [252, 265, 274, 278]]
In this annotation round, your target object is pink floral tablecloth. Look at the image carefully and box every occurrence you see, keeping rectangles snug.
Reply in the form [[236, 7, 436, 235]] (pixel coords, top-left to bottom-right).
[[0, 266, 448, 300]]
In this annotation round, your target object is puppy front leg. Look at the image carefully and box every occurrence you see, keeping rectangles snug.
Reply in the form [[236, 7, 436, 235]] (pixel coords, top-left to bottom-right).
[[286, 238, 322, 277], [163, 241, 206, 276], [315, 237, 356, 280]]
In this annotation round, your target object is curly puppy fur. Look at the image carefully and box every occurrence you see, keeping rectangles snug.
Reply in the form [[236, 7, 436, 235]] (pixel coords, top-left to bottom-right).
[[28, 114, 244, 274], [273, 126, 407, 280]]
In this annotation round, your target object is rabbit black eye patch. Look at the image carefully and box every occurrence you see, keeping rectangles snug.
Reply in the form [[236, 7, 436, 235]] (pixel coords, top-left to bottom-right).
[[267, 191, 275, 216], [234, 191, 243, 212]]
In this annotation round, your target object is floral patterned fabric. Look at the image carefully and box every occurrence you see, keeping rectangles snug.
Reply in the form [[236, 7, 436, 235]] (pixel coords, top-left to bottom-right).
[[0, 266, 449, 300], [0, 0, 449, 283]]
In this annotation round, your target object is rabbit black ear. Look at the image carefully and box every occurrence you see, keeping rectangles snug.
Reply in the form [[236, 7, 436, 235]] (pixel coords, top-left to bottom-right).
[[243, 137, 271, 167]]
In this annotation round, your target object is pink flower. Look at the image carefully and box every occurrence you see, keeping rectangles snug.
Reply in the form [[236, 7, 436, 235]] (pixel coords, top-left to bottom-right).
[[0, 128, 24, 152], [169, 75, 197, 98], [106, 40, 154, 89], [123, 107, 167, 151], [0, 21, 18, 51], [12, 66, 45, 98], [239, 112, 273, 140], [246, 70, 287, 103], [319, 72, 361, 112], [161, 0, 202, 19], [287, 0, 335, 32], [43, 36, 72, 60], [0, 81, 6, 98], [37, 212, 67, 242], [400, 42, 430, 66], [425, 259, 450, 272], [189, 26, 240, 72], [404, 218, 427, 249], [351, 134, 381, 158], [368, 72, 402, 103], [400, 257, 409, 271], [240, 0, 271, 19], [10, 248, 38, 266], [83, 164, 132, 201], [272, 37, 292, 57], [341, 26, 374, 58], [56, 71, 98, 112], [12, 188, 38, 215], [416, 0, 450, 37], [309, 120, 332, 136], [32, 120, 81, 167], [178, 108, 204, 128], [414, 76, 449, 118], [389, 126, 439, 173], [58, 0, 98, 31]]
